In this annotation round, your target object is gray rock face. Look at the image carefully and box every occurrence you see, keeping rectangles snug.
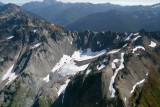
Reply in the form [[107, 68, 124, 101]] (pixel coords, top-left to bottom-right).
[[0, 4, 160, 107]]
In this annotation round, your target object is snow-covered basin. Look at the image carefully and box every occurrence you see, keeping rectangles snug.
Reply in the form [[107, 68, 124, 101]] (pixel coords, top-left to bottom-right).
[[51, 48, 106, 76]]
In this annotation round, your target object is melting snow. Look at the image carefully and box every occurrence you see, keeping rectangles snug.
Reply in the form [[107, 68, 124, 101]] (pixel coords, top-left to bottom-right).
[[43, 74, 50, 83], [132, 46, 145, 53], [6, 36, 14, 40], [86, 69, 92, 74], [149, 41, 156, 48], [109, 53, 125, 97], [58, 79, 70, 96], [32, 43, 42, 49], [97, 64, 106, 70], [130, 79, 145, 94], [2, 65, 18, 85]]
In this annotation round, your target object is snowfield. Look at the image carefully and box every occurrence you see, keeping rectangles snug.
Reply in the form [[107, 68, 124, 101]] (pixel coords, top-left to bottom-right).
[[132, 46, 145, 53], [130, 79, 145, 94], [2, 65, 18, 85], [149, 41, 156, 48], [51, 48, 106, 76], [109, 53, 125, 98]]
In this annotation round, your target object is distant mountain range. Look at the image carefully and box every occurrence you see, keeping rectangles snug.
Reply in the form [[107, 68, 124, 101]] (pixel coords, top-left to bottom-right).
[[22, 0, 160, 32], [0, 2, 4, 6], [66, 10, 160, 32]]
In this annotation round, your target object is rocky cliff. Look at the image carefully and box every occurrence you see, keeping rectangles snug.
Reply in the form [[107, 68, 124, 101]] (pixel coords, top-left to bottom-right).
[[0, 4, 160, 107]]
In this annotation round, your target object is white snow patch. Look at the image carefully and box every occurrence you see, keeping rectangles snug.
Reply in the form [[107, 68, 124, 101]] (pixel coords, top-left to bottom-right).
[[123, 44, 128, 48], [103, 57, 108, 62], [132, 46, 145, 53], [132, 36, 141, 42], [97, 64, 105, 70], [149, 41, 156, 48], [2, 65, 18, 85], [6, 36, 14, 40], [116, 35, 120, 40], [108, 49, 121, 54], [146, 72, 149, 76], [124, 97, 127, 103], [109, 53, 125, 98], [97, 41, 100, 45], [33, 29, 37, 33], [130, 79, 145, 94], [112, 59, 119, 69], [86, 69, 92, 74], [32, 43, 42, 49], [58, 79, 70, 96], [125, 33, 133, 41], [43, 74, 50, 83], [52, 55, 72, 73], [73, 49, 106, 61], [58, 61, 89, 76], [133, 33, 139, 36]]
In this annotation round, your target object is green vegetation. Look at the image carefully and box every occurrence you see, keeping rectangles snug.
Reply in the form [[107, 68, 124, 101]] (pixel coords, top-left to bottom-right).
[[129, 68, 160, 107]]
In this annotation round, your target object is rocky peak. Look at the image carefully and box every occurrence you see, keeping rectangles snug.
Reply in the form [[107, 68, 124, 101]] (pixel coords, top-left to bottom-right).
[[0, 3, 20, 12]]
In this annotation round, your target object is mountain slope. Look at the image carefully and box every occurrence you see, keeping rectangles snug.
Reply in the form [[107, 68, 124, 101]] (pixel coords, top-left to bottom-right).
[[66, 10, 160, 32], [0, 4, 160, 107]]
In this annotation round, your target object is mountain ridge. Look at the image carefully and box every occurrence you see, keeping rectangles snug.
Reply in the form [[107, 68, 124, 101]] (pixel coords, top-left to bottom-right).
[[0, 4, 160, 107]]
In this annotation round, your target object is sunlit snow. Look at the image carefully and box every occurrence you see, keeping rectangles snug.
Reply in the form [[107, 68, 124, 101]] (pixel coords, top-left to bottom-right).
[[86, 69, 92, 74], [97, 64, 105, 70], [149, 41, 156, 48], [32, 43, 42, 49], [58, 79, 70, 96], [108, 49, 121, 54], [130, 79, 145, 94], [109, 53, 125, 97], [43, 74, 50, 83], [132, 46, 145, 53], [2, 65, 18, 85], [6, 36, 14, 40], [112, 59, 119, 69], [132, 36, 141, 42]]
